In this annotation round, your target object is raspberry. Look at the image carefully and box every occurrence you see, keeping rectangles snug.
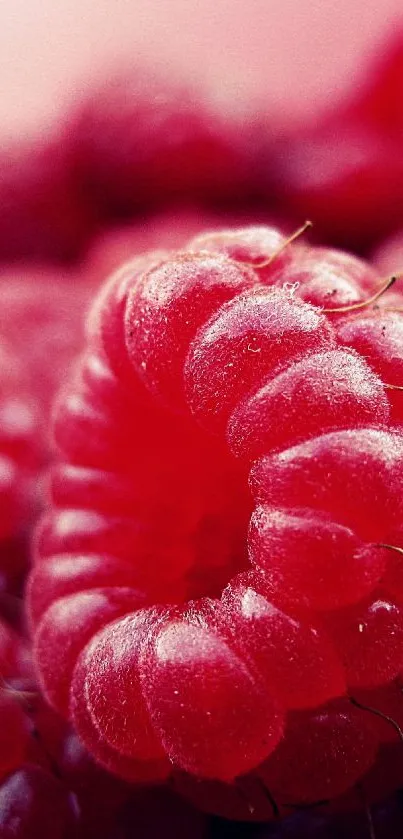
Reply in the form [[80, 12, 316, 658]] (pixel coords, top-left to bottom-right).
[[0, 269, 96, 415], [0, 131, 94, 264], [248, 507, 386, 611], [184, 287, 333, 431], [72, 609, 168, 763], [268, 120, 403, 250], [85, 209, 250, 283], [70, 654, 171, 785], [250, 428, 403, 542], [0, 693, 30, 781], [227, 349, 389, 461], [188, 224, 297, 283], [1, 610, 209, 836], [259, 699, 379, 805], [0, 269, 99, 587], [0, 766, 77, 839], [346, 32, 403, 139], [0, 340, 42, 565], [124, 253, 256, 410], [325, 595, 403, 689], [86, 256, 170, 384], [337, 314, 403, 425], [269, 246, 379, 313], [69, 67, 257, 218], [372, 230, 403, 278], [219, 570, 345, 709], [73, 604, 283, 781], [29, 224, 403, 805], [33, 588, 148, 716], [190, 224, 396, 324]]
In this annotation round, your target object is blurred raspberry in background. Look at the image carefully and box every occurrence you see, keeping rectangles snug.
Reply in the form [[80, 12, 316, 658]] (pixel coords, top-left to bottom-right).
[[1, 3, 403, 261]]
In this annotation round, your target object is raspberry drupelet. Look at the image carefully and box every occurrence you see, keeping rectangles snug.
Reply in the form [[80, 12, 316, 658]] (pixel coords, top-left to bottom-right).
[[1, 608, 207, 838], [28, 223, 403, 817]]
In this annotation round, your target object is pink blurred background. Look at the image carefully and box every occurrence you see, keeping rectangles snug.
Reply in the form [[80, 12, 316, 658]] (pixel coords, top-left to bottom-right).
[[1, 0, 403, 137]]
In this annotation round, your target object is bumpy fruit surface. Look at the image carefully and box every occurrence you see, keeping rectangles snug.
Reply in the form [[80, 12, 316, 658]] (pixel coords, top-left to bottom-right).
[[29, 224, 403, 815]]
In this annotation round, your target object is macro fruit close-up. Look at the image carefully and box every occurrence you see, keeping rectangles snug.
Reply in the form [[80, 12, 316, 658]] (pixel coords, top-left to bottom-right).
[[2, 3, 403, 837]]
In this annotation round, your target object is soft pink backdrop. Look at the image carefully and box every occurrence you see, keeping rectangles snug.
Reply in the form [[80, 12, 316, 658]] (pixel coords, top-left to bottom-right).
[[1, 0, 403, 136]]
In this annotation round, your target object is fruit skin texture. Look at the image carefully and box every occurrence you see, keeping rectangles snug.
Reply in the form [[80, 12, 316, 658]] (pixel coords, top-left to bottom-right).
[[0, 609, 140, 838], [29, 225, 403, 805], [84, 209, 269, 284], [336, 312, 403, 425]]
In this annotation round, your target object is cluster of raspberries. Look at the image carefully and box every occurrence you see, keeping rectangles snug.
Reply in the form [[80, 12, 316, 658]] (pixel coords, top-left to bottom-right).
[[1, 31, 403, 266], [3, 29, 403, 839], [3, 219, 403, 835]]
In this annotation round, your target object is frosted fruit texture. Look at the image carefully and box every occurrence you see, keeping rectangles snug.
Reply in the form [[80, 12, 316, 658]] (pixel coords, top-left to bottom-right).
[[337, 312, 403, 425], [29, 225, 403, 798]]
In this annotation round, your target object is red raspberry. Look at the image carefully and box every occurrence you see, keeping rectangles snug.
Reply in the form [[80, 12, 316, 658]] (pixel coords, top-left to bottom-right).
[[188, 224, 298, 282], [337, 312, 403, 425], [325, 594, 403, 689], [188, 226, 385, 316], [0, 268, 96, 415], [265, 245, 379, 312], [0, 613, 78, 835], [228, 348, 388, 462], [0, 131, 95, 264], [263, 34, 403, 255], [268, 120, 403, 250], [28, 224, 403, 813], [84, 209, 264, 284], [69, 67, 258, 219], [248, 506, 386, 611], [0, 269, 100, 586], [1, 607, 209, 836], [0, 693, 30, 781], [0, 767, 78, 839], [344, 32, 403, 139], [258, 699, 379, 805], [372, 230, 403, 276], [0, 340, 41, 569]]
